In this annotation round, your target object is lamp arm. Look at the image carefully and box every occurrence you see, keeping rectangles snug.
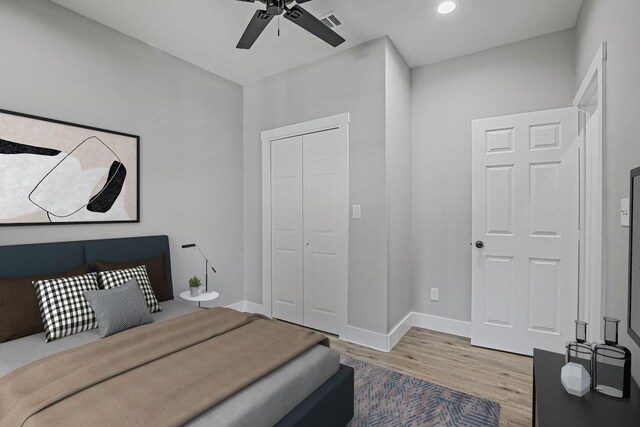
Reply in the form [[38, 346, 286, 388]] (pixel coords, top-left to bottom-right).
[[194, 245, 217, 273]]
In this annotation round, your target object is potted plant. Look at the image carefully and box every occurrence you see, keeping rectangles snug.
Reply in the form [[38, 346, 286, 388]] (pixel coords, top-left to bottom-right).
[[189, 276, 202, 297]]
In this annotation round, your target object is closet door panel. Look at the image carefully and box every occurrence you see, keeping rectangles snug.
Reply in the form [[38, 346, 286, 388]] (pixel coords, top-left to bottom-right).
[[303, 128, 348, 334], [271, 136, 304, 324]]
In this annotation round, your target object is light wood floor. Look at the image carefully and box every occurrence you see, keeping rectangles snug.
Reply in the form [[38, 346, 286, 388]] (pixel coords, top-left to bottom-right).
[[305, 325, 533, 426]]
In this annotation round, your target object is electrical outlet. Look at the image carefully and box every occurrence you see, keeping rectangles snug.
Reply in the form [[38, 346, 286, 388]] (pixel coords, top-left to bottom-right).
[[430, 288, 439, 302]]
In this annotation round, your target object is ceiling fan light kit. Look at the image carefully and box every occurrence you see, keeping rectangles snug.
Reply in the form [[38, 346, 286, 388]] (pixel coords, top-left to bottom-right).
[[236, 0, 346, 49]]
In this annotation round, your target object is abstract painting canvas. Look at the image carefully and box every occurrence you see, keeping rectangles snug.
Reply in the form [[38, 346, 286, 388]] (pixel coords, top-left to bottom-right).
[[0, 109, 139, 225]]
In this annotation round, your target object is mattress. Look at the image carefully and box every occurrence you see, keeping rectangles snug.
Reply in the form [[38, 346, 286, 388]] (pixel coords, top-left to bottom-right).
[[0, 301, 339, 426], [0, 299, 198, 375]]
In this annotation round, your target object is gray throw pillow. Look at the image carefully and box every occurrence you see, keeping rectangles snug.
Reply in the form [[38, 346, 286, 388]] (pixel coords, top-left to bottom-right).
[[84, 278, 154, 338]]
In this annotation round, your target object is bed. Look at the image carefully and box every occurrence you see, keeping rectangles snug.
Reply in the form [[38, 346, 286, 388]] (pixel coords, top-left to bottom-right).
[[0, 235, 354, 427]]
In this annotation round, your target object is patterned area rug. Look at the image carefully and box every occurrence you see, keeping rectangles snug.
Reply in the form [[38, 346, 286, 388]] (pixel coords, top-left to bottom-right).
[[342, 357, 500, 427]]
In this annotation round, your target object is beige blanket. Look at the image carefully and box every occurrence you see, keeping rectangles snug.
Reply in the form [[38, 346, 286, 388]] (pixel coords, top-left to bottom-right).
[[0, 308, 328, 427]]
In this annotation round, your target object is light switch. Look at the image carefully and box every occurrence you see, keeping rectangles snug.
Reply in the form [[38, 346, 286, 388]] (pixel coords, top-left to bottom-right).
[[352, 204, 361, 219], [621, 198, 630, 227]]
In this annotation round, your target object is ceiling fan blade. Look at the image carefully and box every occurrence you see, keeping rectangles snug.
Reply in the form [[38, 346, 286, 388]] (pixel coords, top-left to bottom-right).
[[284, 5, 345, 47], [237, 9, 274, 49], [294, 0, 313, 3]]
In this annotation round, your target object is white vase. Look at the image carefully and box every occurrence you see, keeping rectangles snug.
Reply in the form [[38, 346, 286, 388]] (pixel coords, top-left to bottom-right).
[[190, 287, 199, 297]]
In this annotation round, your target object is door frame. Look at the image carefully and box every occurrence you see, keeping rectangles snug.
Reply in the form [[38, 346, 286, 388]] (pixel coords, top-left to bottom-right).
[[261, 113, 350, 334], [573, 42, 607, 342]]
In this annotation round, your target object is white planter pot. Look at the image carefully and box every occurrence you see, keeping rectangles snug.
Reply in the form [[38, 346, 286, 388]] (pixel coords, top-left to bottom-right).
[[190, 287, 200, 297]]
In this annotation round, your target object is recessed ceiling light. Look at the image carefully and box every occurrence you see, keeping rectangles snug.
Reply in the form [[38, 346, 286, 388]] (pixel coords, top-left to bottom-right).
[[437, 1, 457, 15]]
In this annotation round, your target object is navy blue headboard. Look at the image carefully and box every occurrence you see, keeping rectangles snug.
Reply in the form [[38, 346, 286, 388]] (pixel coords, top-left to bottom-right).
[[0, 235, 173, 298]]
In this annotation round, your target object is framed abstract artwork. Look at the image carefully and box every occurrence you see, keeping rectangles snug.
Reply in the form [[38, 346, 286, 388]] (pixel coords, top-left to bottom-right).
[[0, 109, 139, 225]]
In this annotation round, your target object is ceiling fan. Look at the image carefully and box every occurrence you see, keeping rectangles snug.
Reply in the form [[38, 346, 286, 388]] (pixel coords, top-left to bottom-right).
[[235, 0, 346, 49]]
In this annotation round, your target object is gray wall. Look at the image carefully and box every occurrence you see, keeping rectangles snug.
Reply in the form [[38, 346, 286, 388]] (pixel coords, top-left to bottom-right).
[[411, 29, 576, 321], [575, 0, 640, 383], [243, 38, 389, 334], [385, 40, 412, 330], [0, 0, 244, 306]]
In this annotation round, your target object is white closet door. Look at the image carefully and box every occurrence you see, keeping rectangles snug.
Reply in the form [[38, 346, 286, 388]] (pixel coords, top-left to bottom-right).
[[302, 128, 348, 334], [471, 107, 579, 355], [271, 136, 304, 324]]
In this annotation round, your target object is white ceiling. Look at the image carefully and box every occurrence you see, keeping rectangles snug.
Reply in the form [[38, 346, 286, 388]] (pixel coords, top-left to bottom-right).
[[50, 0, 584, 85]]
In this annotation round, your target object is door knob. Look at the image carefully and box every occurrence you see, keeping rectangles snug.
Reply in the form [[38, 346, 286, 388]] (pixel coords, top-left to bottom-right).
[[475, 241, 484, 249], [305, 241, 310, 246]]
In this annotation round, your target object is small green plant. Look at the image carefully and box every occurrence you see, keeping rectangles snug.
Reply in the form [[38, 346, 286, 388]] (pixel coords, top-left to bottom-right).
[[188, 276, 202, 288]]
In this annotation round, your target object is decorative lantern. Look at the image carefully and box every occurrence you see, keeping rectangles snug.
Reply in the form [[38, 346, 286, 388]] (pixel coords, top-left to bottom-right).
[[591, 317, 632, 399]]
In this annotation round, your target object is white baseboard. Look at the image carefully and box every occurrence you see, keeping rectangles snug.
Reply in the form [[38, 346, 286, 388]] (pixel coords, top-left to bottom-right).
[[226, 301, 247, 312], [225, 301, 470, 353], [341, 325, 390, 352], [226, 300, 271, 317], [343, 312, 469, 352], [412, 312, 471, 338], [245, 301, 270, 316], [388, 312, 414, 350]]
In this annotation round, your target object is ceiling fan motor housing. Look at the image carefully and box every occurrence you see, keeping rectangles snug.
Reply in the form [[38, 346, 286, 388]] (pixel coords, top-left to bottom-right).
[[265, 0, 297, 16], [266, 0, 284, 15], [236, 0, 345, 49]]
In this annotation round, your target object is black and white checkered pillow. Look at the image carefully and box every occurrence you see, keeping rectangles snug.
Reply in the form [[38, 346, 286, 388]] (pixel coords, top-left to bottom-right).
[[34, 272, 100, 343], [97, 265, 161, 313]]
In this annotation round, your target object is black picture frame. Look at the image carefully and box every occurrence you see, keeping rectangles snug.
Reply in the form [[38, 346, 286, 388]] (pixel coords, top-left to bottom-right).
[[0, 108, 140, 226], [628, 166, 640, 347]]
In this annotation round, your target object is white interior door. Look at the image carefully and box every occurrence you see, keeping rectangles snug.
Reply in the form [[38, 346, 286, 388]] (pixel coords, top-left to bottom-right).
[[271, 136, 304, 324], [302, 128, 348, 334], [471, 107, 579, 355]]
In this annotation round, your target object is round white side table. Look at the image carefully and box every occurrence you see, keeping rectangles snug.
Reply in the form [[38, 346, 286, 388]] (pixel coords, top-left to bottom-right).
[[179, 290, 219, 308]]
